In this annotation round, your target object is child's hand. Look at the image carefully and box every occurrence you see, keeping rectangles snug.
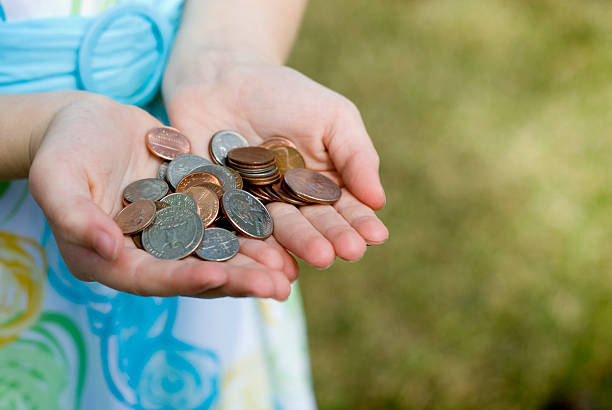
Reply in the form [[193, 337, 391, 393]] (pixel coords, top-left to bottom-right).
[[29, 94, 296, 300], [163, 51, 389, 268]]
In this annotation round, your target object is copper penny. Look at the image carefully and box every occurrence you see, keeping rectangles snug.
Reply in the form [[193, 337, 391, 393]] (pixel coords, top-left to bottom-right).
[[283, 168, 341, 204], [228, 168, 243, 190], [269, 146, 305, 175], [132, 234, 144, 249], [184, 186, 219, 227], [145, 127, 191, 160], [227, 147, 275, 167], [114, 200, 157, 234], [272, 182, 310, 206], [259, 136, 298, 150], [176, 172, 222, 193], [193, 182, 225, 199], [155, 201, 171, 211]]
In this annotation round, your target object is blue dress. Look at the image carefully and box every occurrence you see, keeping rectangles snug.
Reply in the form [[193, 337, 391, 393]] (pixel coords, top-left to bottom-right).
[[0, 1, 317, 408]]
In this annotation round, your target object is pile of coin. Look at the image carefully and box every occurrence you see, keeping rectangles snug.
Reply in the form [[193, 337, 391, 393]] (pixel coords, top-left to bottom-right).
[[113, 127, 340, 261]]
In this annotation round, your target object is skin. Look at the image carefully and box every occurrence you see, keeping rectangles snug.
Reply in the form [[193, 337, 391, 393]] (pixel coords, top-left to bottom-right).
[[0, 0, 388, 301]]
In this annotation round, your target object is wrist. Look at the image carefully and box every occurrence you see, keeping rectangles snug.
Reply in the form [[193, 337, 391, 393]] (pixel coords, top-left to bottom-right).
[[162, 47, 279, 103]]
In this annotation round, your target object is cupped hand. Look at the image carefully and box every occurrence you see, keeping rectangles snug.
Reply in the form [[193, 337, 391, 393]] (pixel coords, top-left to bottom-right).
[[29, 94, 295, 300], [163, 51, 389, 269]]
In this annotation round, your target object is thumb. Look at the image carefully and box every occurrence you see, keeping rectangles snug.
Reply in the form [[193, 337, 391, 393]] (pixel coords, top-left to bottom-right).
[[29, 160, 123, 262]]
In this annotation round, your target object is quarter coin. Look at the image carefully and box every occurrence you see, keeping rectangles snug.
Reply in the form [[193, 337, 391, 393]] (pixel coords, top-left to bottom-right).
[[167, 154, 212, 189], [142, 206, 204, 260], [161, 193, 198, 214], [123, 178, 169, 203], [114, 200, 156, 234], [283, 168, 341, 204], [195, 227, 240, 262], [145, 127, 191, 160], [222, 189, 273, 239], [209, 130, 249, 165]]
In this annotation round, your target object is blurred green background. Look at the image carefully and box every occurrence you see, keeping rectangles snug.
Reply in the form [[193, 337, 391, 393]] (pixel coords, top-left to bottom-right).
[[288, 1, 612, 409]]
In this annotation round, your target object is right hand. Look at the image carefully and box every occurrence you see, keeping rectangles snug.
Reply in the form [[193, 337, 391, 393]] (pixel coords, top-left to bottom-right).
[[29, 93, 296, 300]]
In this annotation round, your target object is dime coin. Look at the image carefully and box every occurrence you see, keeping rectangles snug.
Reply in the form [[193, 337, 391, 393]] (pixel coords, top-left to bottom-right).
[[259, 136, 298, 150], [183, 186, 219, 227], [167, 154, 212, 189], [142, 206, 204, 260], [176, 172, 222, 193], [269, 146, 305, 175], [222, 189, 273, 239], [158, 161, 169, 181], [283, 168, 341, 204], [195, 227, 240, 262], [123, 178, 169, 203], [145, 127, 191, 160], [190, 164, 237, 191], [161, 193, 198, 214], [227, 147, 275, 168], [114, 200, 156, 234], [209, 130, 249, 165]]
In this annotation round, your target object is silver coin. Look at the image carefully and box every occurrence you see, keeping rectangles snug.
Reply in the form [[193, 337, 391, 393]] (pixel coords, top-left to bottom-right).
[[191, 164, 237, 191], [158, 161, 169, 181], [195, 227, 240, 261], [161, 193, 198, 214], [210, 130, 249, 165], [222, 189, 273, 239], [142, 206, 204, 260], [167, 154, 212, 189], [123, 178, 169, 203]]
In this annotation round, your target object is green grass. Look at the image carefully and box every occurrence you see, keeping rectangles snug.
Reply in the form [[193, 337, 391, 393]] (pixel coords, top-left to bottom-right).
[[289, 1, 612, 408]]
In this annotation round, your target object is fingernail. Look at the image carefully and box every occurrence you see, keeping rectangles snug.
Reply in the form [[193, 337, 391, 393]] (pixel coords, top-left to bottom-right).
[[94, 231, 117, 261]]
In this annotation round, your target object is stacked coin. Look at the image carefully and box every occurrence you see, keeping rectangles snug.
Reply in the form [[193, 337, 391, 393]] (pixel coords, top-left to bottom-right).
[[113, 127, 272, 261], [210, 132, 341, 206]]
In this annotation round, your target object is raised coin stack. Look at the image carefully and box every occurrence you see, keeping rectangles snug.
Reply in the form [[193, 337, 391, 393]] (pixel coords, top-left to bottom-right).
[[113, 127, 340, 261]]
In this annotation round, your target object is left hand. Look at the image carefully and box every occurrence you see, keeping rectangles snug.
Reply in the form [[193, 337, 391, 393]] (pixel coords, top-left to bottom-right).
[[163, 50, 389, 270]]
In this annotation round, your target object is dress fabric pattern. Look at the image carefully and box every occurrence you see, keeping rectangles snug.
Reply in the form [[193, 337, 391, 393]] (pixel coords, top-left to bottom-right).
[[0, 1, 317, 409]]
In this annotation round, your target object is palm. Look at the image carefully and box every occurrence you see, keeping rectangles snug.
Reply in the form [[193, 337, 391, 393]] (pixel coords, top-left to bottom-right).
[[30, 96, 294, 300], [165, 62, 388, 268]]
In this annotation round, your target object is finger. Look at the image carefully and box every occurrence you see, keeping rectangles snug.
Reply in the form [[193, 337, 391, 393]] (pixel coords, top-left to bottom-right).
[[30, 162, 124, 262], [300, 204, 367, 261], [237, 237, 285, 271], [263, 236, 300, 282], [196, 254, 291, 300], [267, 202, 336, 268], [334, 189, 389, 245], [60, 238, 291, 300], [324, 100, 386, 210]]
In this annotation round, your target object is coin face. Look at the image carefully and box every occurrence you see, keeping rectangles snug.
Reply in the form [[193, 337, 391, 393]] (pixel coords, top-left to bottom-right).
[[176, 172, 222, 193], [141, 206, 204, 260], [167, 154, 212, 189], [123, 178, 169, 203], [283, 168, 341, 204], [161, 193, 198, 214], [259, 136, 298, 150], [184, 186, 219, 227], [269, 146, 305, 175], [114, 200, 156, 234], [190, 164, 237, 191], [145, 127, 191, 160], [222, 189, 273, 239], [190, 182, 224, 199], [209, 130, 249, 165], [158, 161, 169, 181], [195, 227, 240, 262]]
